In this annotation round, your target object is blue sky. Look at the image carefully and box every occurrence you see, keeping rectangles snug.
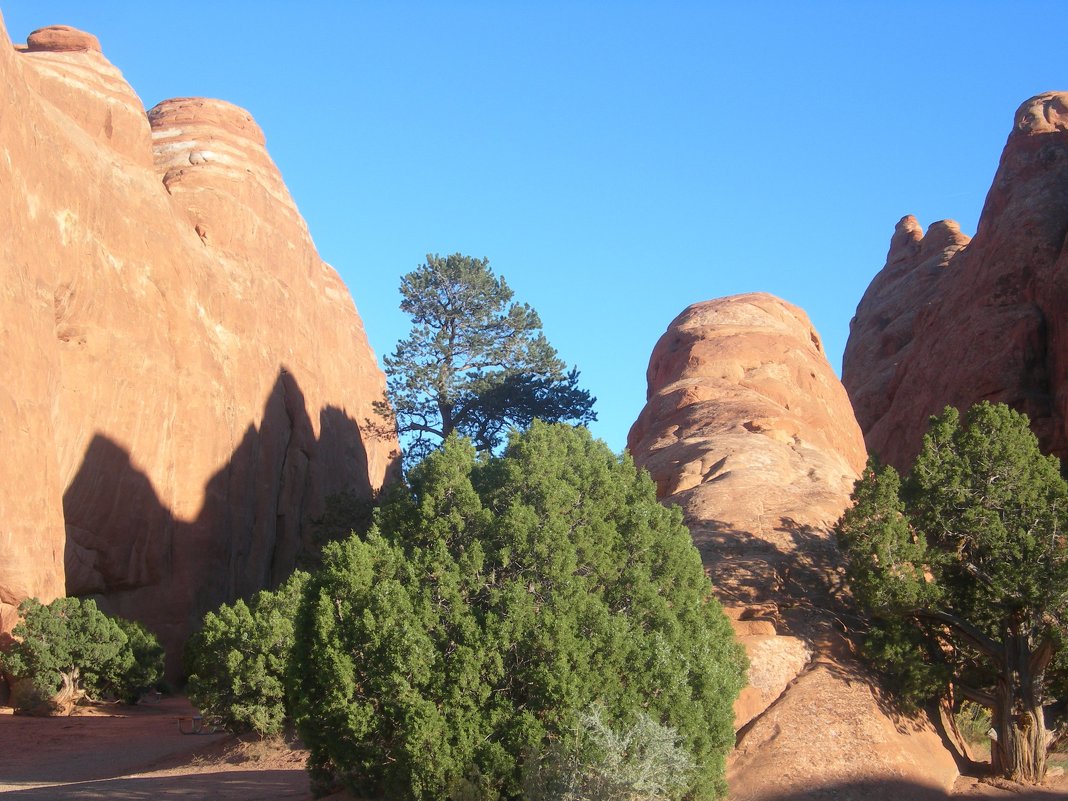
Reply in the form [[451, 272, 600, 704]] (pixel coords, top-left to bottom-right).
[[4, 1, 1066, 452]]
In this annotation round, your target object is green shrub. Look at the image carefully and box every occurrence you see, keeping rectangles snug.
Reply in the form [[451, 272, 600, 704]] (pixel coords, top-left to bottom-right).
[[8, 677, 52, 714], [836, 402, 1068, 781], [185, 570, 309, 735], [290, 422, 746, 800], [523, 706, 696, 801], [93, 617, 166, 703], [0, 597, 163, 712]]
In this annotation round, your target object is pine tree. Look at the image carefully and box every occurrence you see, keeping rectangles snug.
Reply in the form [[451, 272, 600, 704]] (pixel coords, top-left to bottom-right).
[[380, 253, 595, 464]]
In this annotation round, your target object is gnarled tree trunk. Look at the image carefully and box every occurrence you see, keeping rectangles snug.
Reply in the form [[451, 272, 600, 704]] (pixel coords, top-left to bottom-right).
[[990, 627, 1048, 783], [50, 667, 85, 716]]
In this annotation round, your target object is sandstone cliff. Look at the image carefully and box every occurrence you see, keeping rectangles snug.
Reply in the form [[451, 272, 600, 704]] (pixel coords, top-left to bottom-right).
[[629, 293, 959, 799], [844, 92, 1068, 471], [0, 20, 398, 670]]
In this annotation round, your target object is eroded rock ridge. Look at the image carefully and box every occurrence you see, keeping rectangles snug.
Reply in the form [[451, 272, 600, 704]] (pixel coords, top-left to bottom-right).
[[844, 92, 1068, 471]]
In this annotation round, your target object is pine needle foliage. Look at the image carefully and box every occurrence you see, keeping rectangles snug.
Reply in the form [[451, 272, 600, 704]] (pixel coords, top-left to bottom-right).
[[380, 253, 596, 465]]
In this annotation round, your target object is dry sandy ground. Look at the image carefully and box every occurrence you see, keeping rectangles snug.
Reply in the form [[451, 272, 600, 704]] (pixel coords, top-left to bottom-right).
[[948, 741, 1068, 799], [950, 772, 1068, 799], [0, 696, 315, 800], [0, 696, 1064, 800]]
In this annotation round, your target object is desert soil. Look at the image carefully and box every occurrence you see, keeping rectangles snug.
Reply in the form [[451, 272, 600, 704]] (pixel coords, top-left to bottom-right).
[[0, 696, 1064, 800], [0, 696, 318, 800]]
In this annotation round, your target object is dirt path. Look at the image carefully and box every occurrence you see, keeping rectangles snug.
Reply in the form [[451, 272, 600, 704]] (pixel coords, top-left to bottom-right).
[[1, 696, 1064, 800], [0, 697, 312, 799], [951, 773, 1068, 799]]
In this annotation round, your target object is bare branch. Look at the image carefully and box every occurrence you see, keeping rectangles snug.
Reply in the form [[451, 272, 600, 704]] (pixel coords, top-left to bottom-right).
[[956, 683, 997, 709], [908, 608, 1003, 661]]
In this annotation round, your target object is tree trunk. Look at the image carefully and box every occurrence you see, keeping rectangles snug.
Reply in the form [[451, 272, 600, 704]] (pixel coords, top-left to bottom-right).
[[439, 396, 454, 440], [990, 628, 1047, 783], [50, 668, 85, 716]]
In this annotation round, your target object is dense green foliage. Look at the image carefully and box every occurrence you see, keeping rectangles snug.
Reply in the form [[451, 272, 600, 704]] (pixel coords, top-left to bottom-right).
[[381, 253, 596, 464], [185, 571, 309, 735], [836, 402, 1068, 781], [0, 597, 163, 710], [291, 422, 745, 800], [96, 617, 166, 703]]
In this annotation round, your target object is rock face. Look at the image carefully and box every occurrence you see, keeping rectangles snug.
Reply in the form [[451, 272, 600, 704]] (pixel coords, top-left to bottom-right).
[[628, 293, 867, 603], [844, 92, 1068, 471], [728, 663, 959, 801], [628, 293, 959, 798], [0, 21, 398, 671]]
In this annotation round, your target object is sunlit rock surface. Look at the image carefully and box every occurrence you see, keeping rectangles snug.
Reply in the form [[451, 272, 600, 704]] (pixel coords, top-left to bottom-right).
[[845, 92, 1068, 471], [0, 20, 398, 670], [629, 293, 958, 798]]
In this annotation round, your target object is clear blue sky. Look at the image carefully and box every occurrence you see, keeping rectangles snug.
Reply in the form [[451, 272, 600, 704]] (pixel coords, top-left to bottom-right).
[[4, 1, 1065, 453]]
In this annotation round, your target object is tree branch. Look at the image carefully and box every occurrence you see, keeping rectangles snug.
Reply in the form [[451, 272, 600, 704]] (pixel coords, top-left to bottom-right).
[[956, 683, 997, 709], [1029, 637, 1055, 677], [908, 608, 1004, 661], [400, 420, 445, 439]]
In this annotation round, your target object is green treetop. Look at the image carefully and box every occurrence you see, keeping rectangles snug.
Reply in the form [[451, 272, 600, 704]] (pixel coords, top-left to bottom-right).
[[380, 253, 596, 464], [836, 402, 1068, 783]]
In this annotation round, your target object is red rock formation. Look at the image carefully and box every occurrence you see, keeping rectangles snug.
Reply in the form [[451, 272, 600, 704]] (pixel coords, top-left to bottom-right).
[[844, 92, 1068, 471], [629, 293, 959, 797], [0, 20, 398, 670], [628, 293, 867, 602], [727, 663, 959, 801]]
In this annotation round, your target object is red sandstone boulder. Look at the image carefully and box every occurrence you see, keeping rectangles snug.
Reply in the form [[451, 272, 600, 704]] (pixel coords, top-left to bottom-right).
[[25, 25, 100, 53], [0, 20, 398, 672], [844, 92, 1068, 471], [727, 662, 958, 801], [628, 293, 867, 603], [628, 293, 959, 797], [725, 608, 811, 730]]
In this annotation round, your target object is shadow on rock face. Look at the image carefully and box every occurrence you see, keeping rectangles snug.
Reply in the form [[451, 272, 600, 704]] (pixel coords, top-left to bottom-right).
[[61, 366, 374, 678], [690, 515, 853, 625]]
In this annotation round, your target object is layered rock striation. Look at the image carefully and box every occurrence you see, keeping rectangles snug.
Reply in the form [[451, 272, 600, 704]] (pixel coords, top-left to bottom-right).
[[1, 20, 398, 669], [629, 293, 959, 799], [844, 92, 1068, 471]]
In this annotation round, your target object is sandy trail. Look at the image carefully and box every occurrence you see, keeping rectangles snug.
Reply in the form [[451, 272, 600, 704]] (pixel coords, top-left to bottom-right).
[[0, 695, 1063, 799], [0, 696, 312, 800]]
